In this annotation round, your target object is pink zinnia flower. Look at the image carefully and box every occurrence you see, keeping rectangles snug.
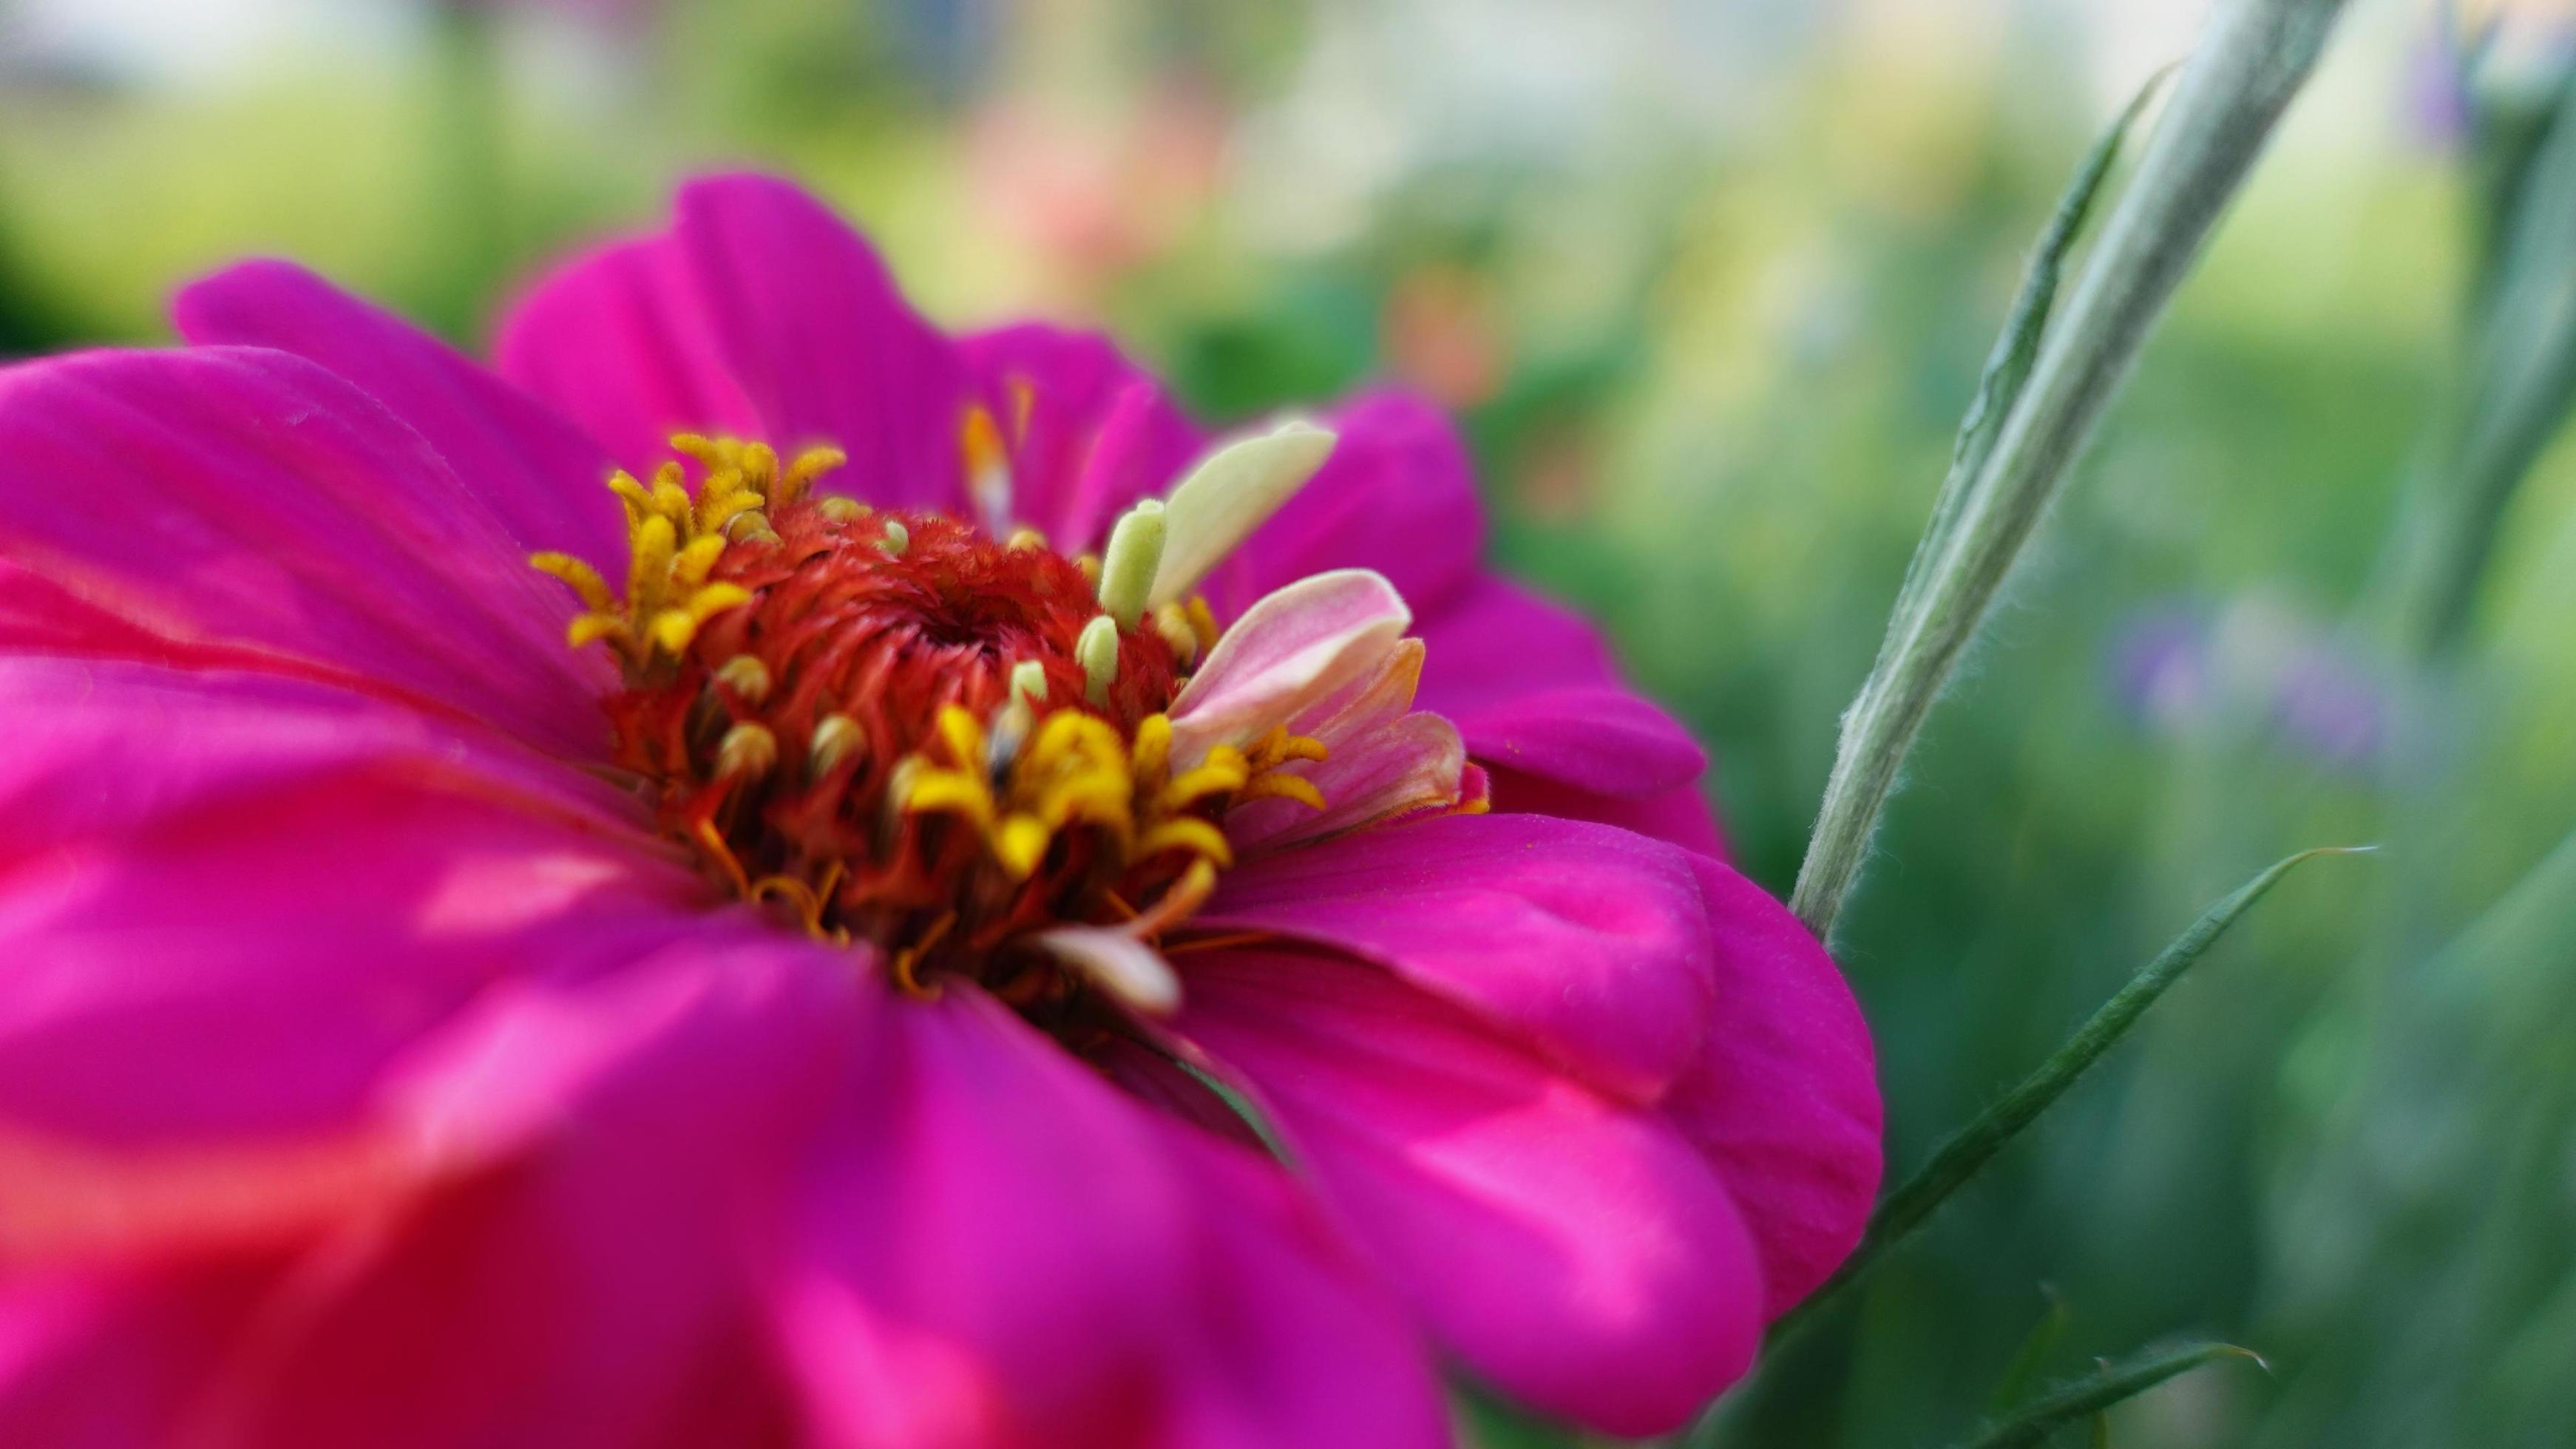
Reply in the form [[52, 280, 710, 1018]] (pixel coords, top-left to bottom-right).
[[0, 174, 1877, 1445]]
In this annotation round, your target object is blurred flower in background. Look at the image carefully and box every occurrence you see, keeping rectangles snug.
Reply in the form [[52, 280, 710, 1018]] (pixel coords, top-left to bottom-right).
[[2110, 599, 2390, 771]]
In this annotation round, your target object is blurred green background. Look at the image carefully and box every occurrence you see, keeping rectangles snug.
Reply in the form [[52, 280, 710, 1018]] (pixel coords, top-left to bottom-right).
[[4, 1, 2571, 1445]]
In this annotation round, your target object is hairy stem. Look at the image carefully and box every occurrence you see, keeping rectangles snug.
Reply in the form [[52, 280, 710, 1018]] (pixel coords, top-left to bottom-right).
[[1789, 0, 2348, 940]]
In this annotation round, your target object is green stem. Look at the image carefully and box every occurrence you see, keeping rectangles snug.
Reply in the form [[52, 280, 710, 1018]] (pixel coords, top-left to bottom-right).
[[1789, 0, 2349, 942]]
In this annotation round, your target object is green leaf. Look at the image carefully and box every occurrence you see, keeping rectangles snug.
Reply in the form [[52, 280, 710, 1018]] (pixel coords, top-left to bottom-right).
[[1987, 1289, 2075, 1414], [1949, 1342, 2265, 1449], [1774, 846, 2368, 1341], [1451, 1384, 1581, 1449], [1876, 68, 2168, 658]]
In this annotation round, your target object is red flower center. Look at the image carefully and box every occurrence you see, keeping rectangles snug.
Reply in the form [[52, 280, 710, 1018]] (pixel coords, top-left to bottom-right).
[[531, 436, 1318, 1011]]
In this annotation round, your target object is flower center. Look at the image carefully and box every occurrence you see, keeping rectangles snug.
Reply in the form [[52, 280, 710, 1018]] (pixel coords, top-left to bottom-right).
[[531, 435, 1325, 1011]]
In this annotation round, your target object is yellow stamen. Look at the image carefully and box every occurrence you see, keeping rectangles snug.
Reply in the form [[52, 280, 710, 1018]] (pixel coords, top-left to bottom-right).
[[1183, 596, 1221, 655], [1236, 773, 1326, 811], [780, 447, 847, 506], [529, 552, 614, 614], [1138, 816, 1233, 866], [1161, 749, 1251, 812], [1130, 713, 1173, 783]]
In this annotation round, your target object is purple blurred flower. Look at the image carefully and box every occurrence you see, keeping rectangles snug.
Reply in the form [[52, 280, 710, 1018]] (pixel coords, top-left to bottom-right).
[[2109, 597, 2389, 772]]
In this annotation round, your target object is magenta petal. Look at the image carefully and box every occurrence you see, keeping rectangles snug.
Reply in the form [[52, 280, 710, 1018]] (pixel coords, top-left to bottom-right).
[[1201, 812, 1715, 1101], [770, 990, 1445, 1448], [0, 348, 612, 759], [675, 174, 970, 509], [1661, 855, 1882, 1319], [495, 233, 762, 478], [957, 325, 1205, 552], [1486, 767, 1727, 858], [172, 260, 626, 574], [189, 947, 853, 1449], [1412, 574, 1713, 801], [1179, 949, 1764, 1436], [1208, 390, 1486, 620], [1411, 574, 1619, 712], [0, 1267, 271, 1448], [1455, 683, 1706, 797], [0, 659, 711, 1156], [1146, 1123, 1450, 1449]]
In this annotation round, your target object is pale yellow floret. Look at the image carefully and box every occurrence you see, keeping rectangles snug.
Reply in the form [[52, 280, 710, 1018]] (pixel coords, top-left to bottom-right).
[[716, 722, 779, 781], [1076, 615, 1120, 706], [715, 654, 772, 704], [809, 713, 865, 777]]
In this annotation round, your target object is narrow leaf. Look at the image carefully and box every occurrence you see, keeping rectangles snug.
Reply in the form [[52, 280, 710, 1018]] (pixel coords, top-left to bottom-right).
[[1951, 1341, 2265, 1449], [1775, 846, 2368, 1340], [1877, 69, 2168, 659], [1987, 1289, 2074, 1414]]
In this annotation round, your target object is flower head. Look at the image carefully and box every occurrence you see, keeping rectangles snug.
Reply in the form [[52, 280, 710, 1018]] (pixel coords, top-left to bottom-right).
[[0, 174, 1879, 1445]]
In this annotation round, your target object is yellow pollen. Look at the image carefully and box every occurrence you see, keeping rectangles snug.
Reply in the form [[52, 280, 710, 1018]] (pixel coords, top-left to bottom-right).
[[960, 406, 1009, 481]]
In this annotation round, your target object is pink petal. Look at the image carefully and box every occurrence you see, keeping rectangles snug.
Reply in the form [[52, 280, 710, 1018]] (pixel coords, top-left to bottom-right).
[[769, 989, 1445, 1448], [1206, 390, 1485, 620], [1177, 948, 1764, 1436], [0, 659, 711, 1156], [1661, 855, 1882, 1319], [1221, 638, 1465, 852], [1199, 812, 1716, 1102], [957, 325, 1205, 552], [171, 260, 626, 575], [1223, 713, 1465, 853], [1166, 570, 1410, 767], [0, 348, 612, 759], [1028, 926, 1181, 1015], [495, 233, 762, 478], [674, 174, 970, 509]]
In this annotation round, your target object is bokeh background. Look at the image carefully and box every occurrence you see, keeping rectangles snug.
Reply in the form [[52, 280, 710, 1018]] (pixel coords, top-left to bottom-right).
[[4, 1, 2571, 1445]]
